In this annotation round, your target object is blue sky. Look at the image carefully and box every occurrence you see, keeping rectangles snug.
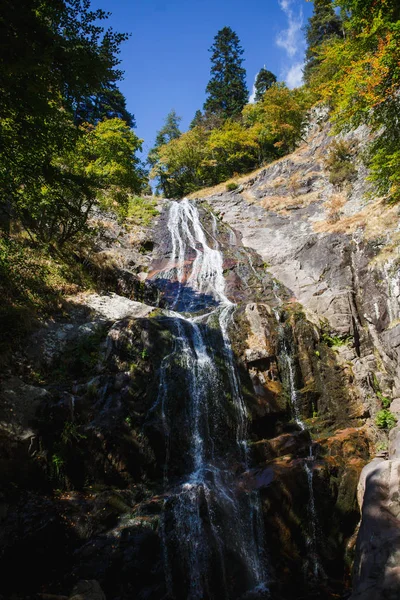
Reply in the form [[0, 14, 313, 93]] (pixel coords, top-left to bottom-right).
[[94, 0, 314, 157]]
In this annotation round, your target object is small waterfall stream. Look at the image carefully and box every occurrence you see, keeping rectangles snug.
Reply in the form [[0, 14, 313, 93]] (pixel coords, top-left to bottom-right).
[[151, 199, 268, 599], [284, 350, 322, 579], [272, 283, 323, 580]]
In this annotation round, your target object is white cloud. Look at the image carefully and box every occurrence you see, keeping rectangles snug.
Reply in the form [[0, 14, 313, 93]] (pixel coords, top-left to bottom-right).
[[276, 0, 306, 88], [249, 69, 260, 104], [276, 0, 304, 58], [285, 62, 304, 88]]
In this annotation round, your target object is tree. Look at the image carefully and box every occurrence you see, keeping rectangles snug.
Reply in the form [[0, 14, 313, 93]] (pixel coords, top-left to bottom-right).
[[206, 121, 259, 181], [304, 0, 343, 83], [150, 127, 210, 198], [203, 27, 248, 120], [148, 110, 182, 168], [254, 68, 277, 102], [18, 119, 145, 245], [190, 110, 204, 129], [0, 0, 132, 238], [74, 85, 135, 127], [243, 83, 312, 157]]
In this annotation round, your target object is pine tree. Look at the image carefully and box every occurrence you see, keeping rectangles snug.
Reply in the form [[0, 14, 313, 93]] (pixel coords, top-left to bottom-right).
[[148, 110, 182, 167], [254, 68, 277, 102], [203, 27, 248, 120], [304, 0, 343, 83], [147, 110, 182, 196], [190, 110, 204, 129]]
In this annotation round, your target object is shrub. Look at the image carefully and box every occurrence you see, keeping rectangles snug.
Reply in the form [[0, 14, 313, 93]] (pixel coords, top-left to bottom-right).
[[375, 409, 397, 430], [324, 140, 357, 188], [226, 182, 239, 192]]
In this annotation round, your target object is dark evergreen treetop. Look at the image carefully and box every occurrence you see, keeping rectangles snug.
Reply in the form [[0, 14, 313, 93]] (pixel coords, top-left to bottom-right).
[[203, 26, 248, 120], [147, 109, 182, 168], [303, 0, 343, 83], [254, 68, 277, 102], [74, 85, 135, 127], [190, 110, 204, 129]]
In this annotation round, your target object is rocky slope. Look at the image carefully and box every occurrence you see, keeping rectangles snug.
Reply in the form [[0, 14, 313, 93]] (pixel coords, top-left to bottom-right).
[[192, 108, 400, 599], [0, 111, 399, 600]]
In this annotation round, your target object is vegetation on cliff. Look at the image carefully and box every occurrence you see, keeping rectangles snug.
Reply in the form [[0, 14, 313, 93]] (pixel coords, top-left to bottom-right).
[[150, 1, 400, 201]]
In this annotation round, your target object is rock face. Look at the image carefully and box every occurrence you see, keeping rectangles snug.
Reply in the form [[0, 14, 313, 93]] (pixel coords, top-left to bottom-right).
[[194, 113, 400, 401], [192, 110, 400, 599], [1, 113, 399, 599]]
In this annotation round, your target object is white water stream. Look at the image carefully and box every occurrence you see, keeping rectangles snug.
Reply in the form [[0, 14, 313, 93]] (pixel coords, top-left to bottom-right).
[[153, 199, 268, 599]]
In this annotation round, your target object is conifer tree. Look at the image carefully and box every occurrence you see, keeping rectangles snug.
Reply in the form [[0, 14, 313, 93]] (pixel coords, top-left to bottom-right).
[[254, 68, 277, 102], [203, 27, 248, 120], [147, 110, 182, 196], [303, 0, 343, 83], [147, 110, 182, 168], [190, 110, 204, 129]]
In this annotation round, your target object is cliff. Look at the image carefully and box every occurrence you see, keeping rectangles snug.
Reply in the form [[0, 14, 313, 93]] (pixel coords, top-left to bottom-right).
[[0, 110, 399, 600]]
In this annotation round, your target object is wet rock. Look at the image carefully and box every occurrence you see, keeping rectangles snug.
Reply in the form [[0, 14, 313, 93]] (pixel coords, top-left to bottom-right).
[[69, 580, 106, 600], [251, 430, 311, 462]]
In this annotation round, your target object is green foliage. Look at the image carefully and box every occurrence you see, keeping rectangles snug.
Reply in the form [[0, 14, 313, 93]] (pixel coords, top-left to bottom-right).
[[304, 0, 343, 83], [0, 0, 145, 244], [321, 332, 352, 347], [311, 4, 400, 203], [151, 126, 210, 198], [51, 453, 65, 479], [375, 409, 397, 430], [21, 118, 147, 245], [324, 139, 357, 187], [376, 441, 388, 451], [190, 110, 204, 130], [0, 235, 95, 352], [254, 68, 277, 102], [377, 391, 392, 409], [203, 27, 248, 119], [207, 121, 259, 181], [125, 196, 158, 226], [226, 182, 239, 191], [243, 83, 312, 157], [61, 422, 87, 445]]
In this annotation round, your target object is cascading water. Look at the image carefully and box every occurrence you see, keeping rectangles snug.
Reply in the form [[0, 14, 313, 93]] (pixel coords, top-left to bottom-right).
[[150, 199, 268, 599], [272, 281, 323, 579], [284, 350, 322, 580]]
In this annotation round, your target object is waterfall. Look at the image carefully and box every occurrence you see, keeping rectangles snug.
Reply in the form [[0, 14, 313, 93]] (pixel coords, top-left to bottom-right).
[[272, 281, 322, 579], [284, 350, 322, 580], [151, 199, 268, 599]]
